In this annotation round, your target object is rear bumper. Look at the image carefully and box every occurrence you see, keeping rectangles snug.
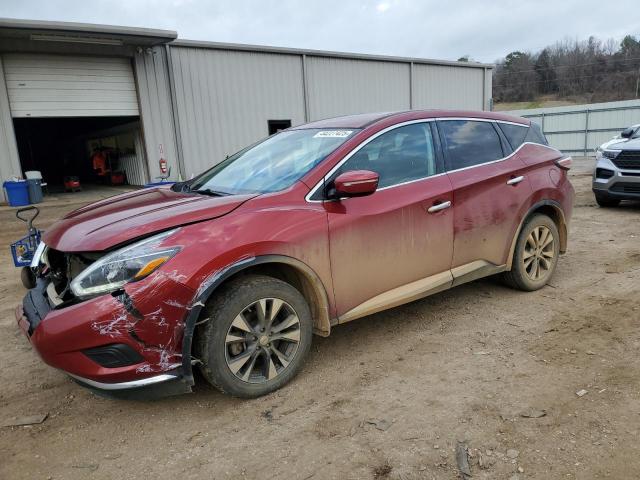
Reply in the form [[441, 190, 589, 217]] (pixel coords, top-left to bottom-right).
[[15, 274, 195, 399]]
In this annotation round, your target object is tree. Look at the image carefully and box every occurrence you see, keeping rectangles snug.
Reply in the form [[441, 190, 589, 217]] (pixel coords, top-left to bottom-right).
[[493, 34, 640, 104], [534, 48, 557, 94], [619, 35, 640, 57]]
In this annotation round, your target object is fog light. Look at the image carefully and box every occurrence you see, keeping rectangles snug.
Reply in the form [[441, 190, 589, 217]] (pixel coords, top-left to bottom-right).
[[83, 344, 144, 368], [596, 168, 614, 179]]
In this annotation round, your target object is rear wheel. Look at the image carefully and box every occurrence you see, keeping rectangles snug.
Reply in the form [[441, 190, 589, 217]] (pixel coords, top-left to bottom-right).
[[594, 192, 620, 208], [502, 214, 560, 291], [195, 275, 312, 398]]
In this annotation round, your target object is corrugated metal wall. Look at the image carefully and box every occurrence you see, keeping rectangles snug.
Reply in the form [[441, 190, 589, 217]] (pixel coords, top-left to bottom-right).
[[0, 38, 491, 198], [133, 46, 179, 182], [166, 45, 490, 178], [507, 99, 640, 155], [305, 56, 410, 120], [412, 64, 485, 110], [168, 46, 306, 177], [0, 57, 22, 201]]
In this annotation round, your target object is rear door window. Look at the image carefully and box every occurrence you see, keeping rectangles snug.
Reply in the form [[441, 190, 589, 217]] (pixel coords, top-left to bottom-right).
[[498, 123, 529, 150], [438, 120, 504, 170]]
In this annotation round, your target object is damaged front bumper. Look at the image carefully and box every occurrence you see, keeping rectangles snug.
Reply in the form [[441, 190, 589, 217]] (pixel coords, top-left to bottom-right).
[[16, 272, 197, 399]]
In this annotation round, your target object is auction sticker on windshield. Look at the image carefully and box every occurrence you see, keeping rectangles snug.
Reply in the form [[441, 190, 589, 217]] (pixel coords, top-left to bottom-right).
[[313, 130, 353, 138]]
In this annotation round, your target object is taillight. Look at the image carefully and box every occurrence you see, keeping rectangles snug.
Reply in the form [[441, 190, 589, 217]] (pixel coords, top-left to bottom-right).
[[555, 157, 572, 170]]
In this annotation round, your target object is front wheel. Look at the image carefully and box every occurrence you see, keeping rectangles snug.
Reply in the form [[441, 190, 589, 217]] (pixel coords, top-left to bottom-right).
[[195, 275, 313, 398], [502, 214, 560, 291]]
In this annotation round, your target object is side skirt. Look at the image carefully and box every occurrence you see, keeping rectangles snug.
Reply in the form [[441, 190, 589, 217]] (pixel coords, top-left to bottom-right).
[[337, 261, 505, 324], [451, 260, 506, 287]]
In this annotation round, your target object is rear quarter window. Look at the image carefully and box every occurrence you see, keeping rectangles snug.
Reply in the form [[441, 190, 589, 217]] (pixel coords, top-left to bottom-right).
[[525, 122, 549, 145], [498, 123, 528, 150]]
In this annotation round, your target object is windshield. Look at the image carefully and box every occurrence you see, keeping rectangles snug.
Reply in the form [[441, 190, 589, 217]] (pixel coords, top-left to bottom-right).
[[188, 129, 359, 195]]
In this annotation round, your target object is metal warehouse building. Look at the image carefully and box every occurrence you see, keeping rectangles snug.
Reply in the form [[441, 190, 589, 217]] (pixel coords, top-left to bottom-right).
[[0, 18, 493, 200]]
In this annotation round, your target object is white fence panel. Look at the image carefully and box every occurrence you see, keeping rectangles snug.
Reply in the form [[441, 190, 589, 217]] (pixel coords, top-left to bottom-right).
[[507, 99, 640, 156]]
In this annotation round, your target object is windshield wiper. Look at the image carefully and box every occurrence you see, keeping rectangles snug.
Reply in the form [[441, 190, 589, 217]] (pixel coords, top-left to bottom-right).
[[196, 188, 231, 197]]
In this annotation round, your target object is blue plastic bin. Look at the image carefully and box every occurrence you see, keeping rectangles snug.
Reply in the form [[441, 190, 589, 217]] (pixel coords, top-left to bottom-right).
[[3, 181, 30, 207]]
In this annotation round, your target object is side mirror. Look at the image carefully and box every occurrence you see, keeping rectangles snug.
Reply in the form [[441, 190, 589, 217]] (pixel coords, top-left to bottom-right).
[[621, 127, 634, 139], [332, 170, 379, 198]]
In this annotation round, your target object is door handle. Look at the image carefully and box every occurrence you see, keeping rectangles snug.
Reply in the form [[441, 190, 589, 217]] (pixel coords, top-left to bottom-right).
[[427, 200, 452, 213], [506, 175, 524, 186]]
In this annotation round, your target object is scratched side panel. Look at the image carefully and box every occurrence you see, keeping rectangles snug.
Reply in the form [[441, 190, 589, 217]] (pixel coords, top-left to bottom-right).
[[449, 143, 573, 271], [448, 156, 532, 268], [123, 272, 196, 375]]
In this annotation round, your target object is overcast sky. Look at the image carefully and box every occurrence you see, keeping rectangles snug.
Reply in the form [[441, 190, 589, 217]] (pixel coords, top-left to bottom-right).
[[1, 0, 638, 63]]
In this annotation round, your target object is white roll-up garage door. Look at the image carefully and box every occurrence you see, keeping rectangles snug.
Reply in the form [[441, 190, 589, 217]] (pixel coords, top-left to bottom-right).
[[3, 53, 139, 117]]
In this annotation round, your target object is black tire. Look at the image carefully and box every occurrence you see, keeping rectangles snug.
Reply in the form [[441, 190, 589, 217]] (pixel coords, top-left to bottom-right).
[[502, 214, 560, 291], [594, 192, 620, 208], [195, 275, 313, 398]]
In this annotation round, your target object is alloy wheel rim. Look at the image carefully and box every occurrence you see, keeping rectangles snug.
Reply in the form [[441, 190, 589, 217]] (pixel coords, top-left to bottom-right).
[[224, 298, 301, 384], [523, 225, 555, 281]]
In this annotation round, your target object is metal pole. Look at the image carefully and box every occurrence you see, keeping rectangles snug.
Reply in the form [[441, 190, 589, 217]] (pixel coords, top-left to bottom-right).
[[165, 44, 186, 181], [301, 54, 310, 122], [584, 109, 590, 156], [482, 67, 487, 111], [409, 61, 414, 109]]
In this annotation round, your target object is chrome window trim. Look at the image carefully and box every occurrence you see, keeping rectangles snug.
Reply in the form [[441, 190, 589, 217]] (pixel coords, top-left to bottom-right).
[[304, 117, 558, 203], [305, 119, 436, 202], [443, 141, 558, 175], [495, 120, 529, 127], [435, 117, 527, 127]]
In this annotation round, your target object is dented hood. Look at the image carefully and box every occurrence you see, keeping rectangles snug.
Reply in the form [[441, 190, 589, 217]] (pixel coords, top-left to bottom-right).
[[43, 187, 257, 252]]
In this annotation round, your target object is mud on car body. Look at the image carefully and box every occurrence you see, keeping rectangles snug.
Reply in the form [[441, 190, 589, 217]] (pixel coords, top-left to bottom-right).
[[16, 110, 574, 399]]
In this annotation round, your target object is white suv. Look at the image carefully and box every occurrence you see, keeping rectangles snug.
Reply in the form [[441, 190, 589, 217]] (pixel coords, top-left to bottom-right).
[[593, 125, 640, 207]]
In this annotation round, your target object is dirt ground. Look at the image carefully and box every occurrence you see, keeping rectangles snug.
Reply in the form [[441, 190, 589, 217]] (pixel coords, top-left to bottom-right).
[[1, 160, 639, 480]]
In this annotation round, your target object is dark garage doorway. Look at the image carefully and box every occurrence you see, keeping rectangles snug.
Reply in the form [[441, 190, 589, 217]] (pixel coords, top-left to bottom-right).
[[12, 116, 148, 191]]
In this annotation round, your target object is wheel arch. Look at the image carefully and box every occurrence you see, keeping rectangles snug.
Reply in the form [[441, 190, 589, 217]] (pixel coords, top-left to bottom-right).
[[506, 200, 568, 270], [180, 255, 332, 386]]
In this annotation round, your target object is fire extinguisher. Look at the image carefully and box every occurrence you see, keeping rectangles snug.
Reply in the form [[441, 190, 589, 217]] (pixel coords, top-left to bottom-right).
[[159, 158, 167, 175]]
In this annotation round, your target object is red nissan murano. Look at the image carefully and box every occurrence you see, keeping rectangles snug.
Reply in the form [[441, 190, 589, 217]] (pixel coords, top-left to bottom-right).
[[17, 110, 574, 399]]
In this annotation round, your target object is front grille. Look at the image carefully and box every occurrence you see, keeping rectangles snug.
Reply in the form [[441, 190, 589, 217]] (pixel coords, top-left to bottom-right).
[[612, 150, 640, 170], [611, 183, 640, 194]]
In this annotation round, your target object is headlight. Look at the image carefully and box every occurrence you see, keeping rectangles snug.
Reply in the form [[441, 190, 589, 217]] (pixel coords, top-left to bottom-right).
[[70, 229, 181, 298], [602, 149, 621, 160]]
